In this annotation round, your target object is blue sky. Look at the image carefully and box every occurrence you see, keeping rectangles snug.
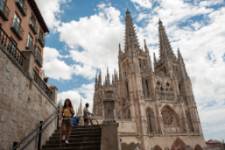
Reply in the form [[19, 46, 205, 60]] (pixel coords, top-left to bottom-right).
[[36, 0, 225, 141]]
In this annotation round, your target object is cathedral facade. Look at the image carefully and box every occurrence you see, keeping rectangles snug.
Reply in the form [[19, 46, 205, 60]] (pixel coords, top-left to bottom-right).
[[93, 10, 205, 150]]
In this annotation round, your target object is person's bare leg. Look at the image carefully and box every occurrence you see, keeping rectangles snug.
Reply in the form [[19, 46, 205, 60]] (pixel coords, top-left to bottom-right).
[[61, 123, 66, 141], [90, 118, 93, 126], [66, 125, 72, 141]]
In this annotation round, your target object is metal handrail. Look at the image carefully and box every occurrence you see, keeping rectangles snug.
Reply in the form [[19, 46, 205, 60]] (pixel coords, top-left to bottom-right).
[[12, 108, 60, 150]]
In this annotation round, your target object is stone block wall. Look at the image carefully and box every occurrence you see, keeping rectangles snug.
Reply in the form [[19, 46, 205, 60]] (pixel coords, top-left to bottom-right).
[[0, 48, 57, 150]]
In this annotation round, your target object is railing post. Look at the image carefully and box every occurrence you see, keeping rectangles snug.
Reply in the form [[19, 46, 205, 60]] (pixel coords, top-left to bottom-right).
[[37, 121, 43, 150], [12, 141, 18, 150]]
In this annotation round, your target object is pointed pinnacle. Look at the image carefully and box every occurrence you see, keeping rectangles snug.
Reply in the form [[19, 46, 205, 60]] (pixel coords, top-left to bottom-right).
[[177, 48, 184, 64], [119, 43, 122, 54], [125, 9, 140, 52], [144, 39, 149, 52], [158, 19, 175, 60], [154, 52, 157, 63], [107, 67, 109, 76], [177, 48, 181, 58], [126, 8, 130, 14], [159, 18, 162, 25]]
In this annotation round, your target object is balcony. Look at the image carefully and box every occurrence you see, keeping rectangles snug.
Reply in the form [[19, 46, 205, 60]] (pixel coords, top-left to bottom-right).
[[15, 0, 27, 16], [33, 70, 53, 99], [0, 27, 25, 66], [29, 20, 37, 34], [0, 1, 9, 20], [11, 21, 24, 40], [34, 48, 43, 67], [37, 34, 45, 47]]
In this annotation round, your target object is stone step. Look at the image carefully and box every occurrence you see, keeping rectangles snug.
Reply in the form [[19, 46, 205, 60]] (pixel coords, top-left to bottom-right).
[[53, 130, 101, 135], [46, 138, 100, 145], [48, 136, 101, 141], [42, 145, 100, 150], [42, 126, 101, 150], [50, 134, 101, 140], [72, 125, 101, 129], [44, 141, 100, 147]]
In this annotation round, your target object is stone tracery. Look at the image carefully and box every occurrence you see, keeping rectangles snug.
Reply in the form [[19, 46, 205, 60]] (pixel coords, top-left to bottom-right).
[[161, 106, 179, 127]]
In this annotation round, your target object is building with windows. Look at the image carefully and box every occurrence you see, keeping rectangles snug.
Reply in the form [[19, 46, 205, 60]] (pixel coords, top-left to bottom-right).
[[0, 1, 58, 150], [0, 0, 48, 74], [93, 10, 206, 150]]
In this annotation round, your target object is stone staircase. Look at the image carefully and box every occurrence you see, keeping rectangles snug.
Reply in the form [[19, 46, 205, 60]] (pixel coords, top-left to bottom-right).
[[42, 125, 101, 150]]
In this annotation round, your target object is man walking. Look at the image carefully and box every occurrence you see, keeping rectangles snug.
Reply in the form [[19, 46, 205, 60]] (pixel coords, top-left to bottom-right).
[[83, 103, 93, 126]]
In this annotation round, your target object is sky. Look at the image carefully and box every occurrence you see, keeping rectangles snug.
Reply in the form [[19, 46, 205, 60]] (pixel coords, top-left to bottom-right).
[[35, 0, 225, 141]]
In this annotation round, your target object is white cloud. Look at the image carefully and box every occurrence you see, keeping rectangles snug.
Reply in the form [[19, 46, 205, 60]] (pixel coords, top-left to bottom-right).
[[43, 47, 74, 80], [130, 0, 152, 8], [57, 4, 124, 76], [58, 83, 95, 112], [36, 0, 71, 29], [200, 106, 225, 140], [199, 0, 224, 7]]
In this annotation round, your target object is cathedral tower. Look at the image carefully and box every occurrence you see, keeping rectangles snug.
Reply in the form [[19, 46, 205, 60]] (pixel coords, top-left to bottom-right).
[[93, 10, 205, 150]]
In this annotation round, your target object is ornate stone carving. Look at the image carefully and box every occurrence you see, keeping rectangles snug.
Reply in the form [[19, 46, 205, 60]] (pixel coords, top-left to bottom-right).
[[161, 106, 179, 127]]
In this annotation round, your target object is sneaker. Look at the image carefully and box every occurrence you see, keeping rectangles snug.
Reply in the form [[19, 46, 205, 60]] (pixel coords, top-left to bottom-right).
[[62, 135, 66, 141], [65, 140, 69, 144]]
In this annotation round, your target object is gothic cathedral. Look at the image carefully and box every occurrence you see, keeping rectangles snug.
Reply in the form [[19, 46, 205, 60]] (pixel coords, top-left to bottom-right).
[[93, 10, 205, 150]]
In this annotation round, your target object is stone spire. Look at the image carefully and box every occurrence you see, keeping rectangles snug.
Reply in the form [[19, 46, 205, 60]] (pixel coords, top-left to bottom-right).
[[95, 73, 98, 88], [144, 39, 152, 72], [77, 98, 83, 117], [158, 19, 175, 60], [119, 43, 122, 53], [105, 68, 110, 86], [125, 9, 140, 53], [144, 39, 149, 53], [114, 69, 118, 81], [153, 52, 157, 68], [98, 70, 102, 86], [177, 48, 188, 78]]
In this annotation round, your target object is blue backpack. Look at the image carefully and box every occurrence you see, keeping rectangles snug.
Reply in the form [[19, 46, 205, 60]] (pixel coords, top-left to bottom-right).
[[71, 116, 80, 127]]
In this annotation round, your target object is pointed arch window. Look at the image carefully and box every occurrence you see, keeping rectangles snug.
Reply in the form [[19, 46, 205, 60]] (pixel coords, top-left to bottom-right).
[[146, 107, 156, 133], [126, 80, 129, 98], [161, 106, 179, 127], [142, 78, 150, 97]]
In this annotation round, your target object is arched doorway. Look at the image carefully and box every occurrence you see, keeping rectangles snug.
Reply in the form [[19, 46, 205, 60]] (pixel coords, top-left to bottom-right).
[[153, 145, 162, 150], [171, 138, 186, 150], [194, 144, 203, 150]]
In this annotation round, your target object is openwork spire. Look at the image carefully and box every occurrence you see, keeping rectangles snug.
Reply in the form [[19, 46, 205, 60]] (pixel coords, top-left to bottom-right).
[[119, 43, 123, 56], [158, 19, 175, 60], [144, 39, 153, 71], [105, 68, 110, 86], [77, 99, 83, 116], [177, 48, 188, 78], [98, 70, 102, 86], [153, 52, 157, 68], [125, 9, 140, 53], [144, 39, 149, 53]]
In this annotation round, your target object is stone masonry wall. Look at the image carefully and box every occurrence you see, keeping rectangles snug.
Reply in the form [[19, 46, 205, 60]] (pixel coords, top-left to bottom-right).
[[0, 49, 57, 150]]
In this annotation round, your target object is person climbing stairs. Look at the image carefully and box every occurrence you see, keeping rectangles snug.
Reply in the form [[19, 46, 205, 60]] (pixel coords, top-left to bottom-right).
[[42, 125, 101, 150]]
